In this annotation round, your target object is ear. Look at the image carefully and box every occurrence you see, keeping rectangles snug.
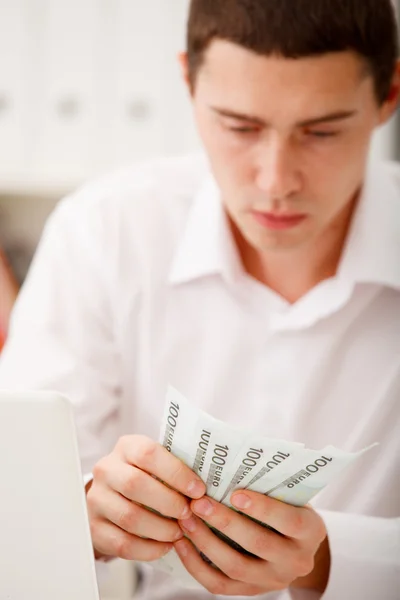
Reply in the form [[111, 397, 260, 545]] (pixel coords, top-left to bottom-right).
[[378, 59, 400, 126], [178, 52, 193, 96]]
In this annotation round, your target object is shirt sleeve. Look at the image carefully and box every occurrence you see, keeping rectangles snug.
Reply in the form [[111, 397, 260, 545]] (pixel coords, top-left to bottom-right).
[[319, 509, 400, 600], [0, 196, 122, 475]]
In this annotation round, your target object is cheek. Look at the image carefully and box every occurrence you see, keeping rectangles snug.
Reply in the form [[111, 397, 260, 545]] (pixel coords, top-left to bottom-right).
[[204, 131, 251, 167], [200, 133, 255, 187], [320, 127, 371, 171], [304, 169, 363, 227], [304, 134, 369, 200]]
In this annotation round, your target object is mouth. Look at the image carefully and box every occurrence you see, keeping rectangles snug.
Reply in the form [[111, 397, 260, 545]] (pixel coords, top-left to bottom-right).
[[251, 210, 308, 231]]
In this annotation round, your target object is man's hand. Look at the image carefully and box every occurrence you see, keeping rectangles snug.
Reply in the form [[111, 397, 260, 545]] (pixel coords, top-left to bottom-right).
[[174, 491, 330, 597], [86, 435, 206, 562]]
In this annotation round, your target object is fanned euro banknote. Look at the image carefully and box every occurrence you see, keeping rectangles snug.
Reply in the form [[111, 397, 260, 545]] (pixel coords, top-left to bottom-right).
[[153, 386, 377, 588]]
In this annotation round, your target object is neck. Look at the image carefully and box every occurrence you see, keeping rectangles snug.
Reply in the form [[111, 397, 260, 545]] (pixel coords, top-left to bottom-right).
[[233, 198, 358, 304]]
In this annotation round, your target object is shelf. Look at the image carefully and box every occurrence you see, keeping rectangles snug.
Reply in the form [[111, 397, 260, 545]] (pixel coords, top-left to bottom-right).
[[0, 176, 87, 199]]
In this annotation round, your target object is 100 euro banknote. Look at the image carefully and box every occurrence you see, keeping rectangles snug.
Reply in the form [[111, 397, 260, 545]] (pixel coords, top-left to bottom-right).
[[154, 386, 377, 587]]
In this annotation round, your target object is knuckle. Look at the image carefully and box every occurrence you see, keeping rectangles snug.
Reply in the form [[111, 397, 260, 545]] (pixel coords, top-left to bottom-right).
[[215, 514, 232, 533], [288, 551, 314, 578], [315, 519, 328, 544], [305, 507, 327, 543], [206, 581, 227, 596], [118, 505, 139, 533], [116, 435, 132, 455], [296, 554, 315, 577], [86, 489, 100, 514], [165, 524, 181, 542], [159, 496, 184, 520], [290, 510, 307, 538], [116, 435, 129, 448], [89, 516, 102, 539], [272, 579, 288, 592], [265, 572, 289, 592], [225, 560, 247, 581], [135, 436, 158, 464], [92, 458, 109, 481], [155, 544, 171, 560], [168, 459, 187, 484], [122, 469, 142, 497], [252, 532, 273, 558], [115, 535, 134, 560], [171, 496, 188, 518]]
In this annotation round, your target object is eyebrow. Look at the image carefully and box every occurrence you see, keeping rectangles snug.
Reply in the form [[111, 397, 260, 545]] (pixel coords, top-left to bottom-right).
[[210, 106, 358, 127]]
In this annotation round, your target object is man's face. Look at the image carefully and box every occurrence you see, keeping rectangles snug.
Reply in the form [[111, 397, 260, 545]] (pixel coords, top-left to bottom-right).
[[187, 41, 393, 253]]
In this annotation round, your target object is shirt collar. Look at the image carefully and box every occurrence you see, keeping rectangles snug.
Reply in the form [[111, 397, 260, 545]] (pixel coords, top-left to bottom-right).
[[338, 159, 400, 291], [168, 176, 243, 286], [169, 160, 400, 293]]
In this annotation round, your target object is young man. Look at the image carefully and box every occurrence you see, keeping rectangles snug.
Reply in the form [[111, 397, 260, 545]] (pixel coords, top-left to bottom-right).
[[0, 1, 399, 598]]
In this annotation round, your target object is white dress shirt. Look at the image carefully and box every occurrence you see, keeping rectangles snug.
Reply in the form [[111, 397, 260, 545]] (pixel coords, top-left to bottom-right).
[[0, 154, 399, 600]]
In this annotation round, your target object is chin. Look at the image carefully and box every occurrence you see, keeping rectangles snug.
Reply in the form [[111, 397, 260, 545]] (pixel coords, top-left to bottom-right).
[[249, 230, 309, 253], [258, 240, 307, 253]]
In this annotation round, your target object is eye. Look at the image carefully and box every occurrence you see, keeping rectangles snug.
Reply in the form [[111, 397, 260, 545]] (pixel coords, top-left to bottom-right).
[[228, 126, 260, 134], [307, 131, 339, 138]]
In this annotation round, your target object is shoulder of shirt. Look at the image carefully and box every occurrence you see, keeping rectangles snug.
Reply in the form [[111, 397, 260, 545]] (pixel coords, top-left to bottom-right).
[[43, 154, 210, 285], [55, 153, 208, 218]]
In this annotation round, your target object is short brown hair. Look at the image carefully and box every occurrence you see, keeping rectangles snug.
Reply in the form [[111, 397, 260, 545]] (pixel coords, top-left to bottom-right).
[[187, 0, 399, 104]]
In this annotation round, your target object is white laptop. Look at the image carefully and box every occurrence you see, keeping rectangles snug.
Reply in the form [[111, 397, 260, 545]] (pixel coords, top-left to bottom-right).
[[0, 390, 100, 600]]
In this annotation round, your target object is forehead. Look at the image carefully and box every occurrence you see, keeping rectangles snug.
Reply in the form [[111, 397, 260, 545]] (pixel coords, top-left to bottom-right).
[[196, 40, 372, 116]]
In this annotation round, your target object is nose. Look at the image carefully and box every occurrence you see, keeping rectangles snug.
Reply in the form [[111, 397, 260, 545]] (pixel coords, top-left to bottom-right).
[[255, 137, 302, 200]]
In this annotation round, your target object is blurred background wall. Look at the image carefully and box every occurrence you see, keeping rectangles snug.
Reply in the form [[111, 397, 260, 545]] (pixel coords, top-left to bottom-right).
[[0, 1, 399, 597], [0, 0, 198, 284], [0, 0, 399, 284]]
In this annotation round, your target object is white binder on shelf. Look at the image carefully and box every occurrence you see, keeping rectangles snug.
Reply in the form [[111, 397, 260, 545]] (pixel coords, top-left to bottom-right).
[[30, 0, 101, 185], [0, 1, 30, 183]]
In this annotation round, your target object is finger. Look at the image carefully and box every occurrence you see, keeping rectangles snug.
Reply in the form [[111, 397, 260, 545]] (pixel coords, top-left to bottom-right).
[[230, 492, 326, 544], [120, 435, 206, 498], [91, 486, 184, 543], [174, 537, 266, 597], [97, 459, 192, 520], [179, 515, 280, 589], [91, 518, 173, 562], [191, 497, 293, 563]]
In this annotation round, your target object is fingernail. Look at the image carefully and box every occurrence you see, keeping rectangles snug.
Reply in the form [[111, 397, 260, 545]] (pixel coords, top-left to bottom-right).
[[231, 493, 252, 509], [192, 498, 213, 517], [180, 504, 192, 519], [175, 539, 188, 558], [180, 517, 197, 532], [173, 529, 184, 541], [187, 479, 206, 498], [162, 544, 173, 556]]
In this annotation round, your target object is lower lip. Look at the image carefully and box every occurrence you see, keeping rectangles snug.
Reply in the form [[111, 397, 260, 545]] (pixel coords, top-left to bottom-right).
[[252, 211, 307, 231]]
